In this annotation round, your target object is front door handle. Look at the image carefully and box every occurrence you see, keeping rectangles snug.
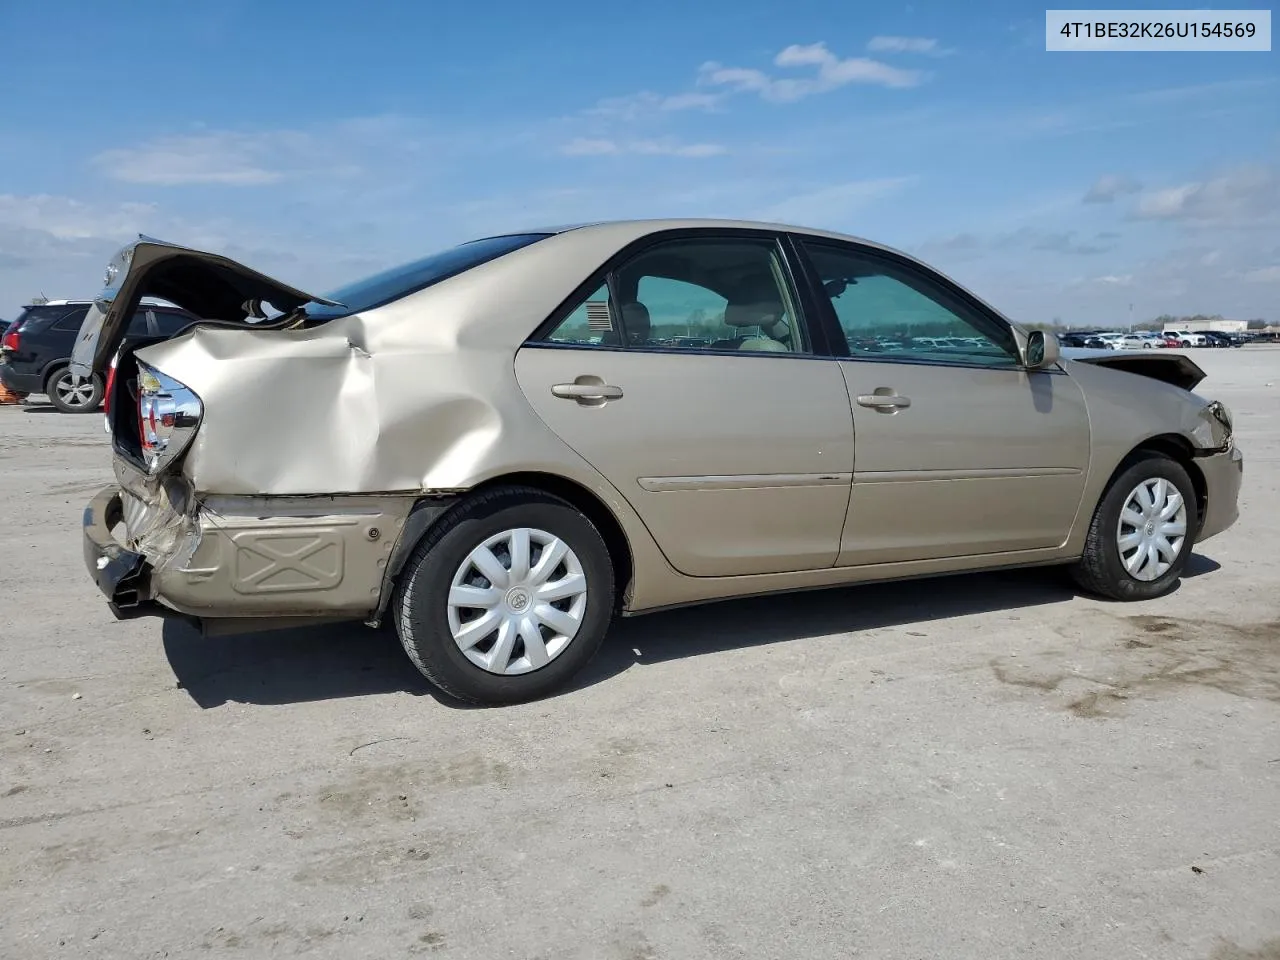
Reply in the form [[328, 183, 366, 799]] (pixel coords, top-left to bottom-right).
[[552, 379, 623, 405], [856, 392, 911, 412]]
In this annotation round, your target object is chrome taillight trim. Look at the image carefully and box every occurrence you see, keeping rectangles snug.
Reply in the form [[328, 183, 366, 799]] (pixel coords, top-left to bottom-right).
[[136, 360, 203, 474]]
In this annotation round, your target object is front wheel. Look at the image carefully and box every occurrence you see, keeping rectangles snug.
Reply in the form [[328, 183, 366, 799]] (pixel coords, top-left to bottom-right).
[[1070, 455, 1198, 601], [394, 487, 615, 705]]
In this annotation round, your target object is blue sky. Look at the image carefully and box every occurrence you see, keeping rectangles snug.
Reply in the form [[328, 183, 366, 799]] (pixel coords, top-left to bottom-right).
[[1, 0, 1276, 324]]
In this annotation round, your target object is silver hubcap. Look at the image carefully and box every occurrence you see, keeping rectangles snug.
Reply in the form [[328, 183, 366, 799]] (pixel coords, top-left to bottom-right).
[[54, 372, 95, 407], [1117, 478, 1188, 581], [447, 527, 588, 676]]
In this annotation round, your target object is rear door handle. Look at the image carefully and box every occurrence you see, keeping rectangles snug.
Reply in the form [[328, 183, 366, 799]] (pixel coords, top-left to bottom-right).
[[856, 392, 911, 412], [552, 381, 623, 404]]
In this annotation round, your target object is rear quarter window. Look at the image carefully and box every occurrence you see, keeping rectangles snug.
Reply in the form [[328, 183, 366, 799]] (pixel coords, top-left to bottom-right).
[[14, 305, 87, 332], [52, 308, 92, 331]]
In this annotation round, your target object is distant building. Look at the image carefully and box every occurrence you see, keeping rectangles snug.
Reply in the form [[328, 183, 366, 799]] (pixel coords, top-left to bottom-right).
[[1162, 319, 1248, 333]]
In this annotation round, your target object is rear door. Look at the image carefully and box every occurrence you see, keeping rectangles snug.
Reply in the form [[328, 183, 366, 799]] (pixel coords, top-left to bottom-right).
[[514, 231, 854, 577], [792, 237, 1092, 566]]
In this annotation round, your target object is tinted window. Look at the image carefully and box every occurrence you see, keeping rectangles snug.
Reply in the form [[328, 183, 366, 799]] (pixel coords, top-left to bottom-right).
[[52, 307, 91, 331], [126, 311, 153, 336], [801, 242, 1018, 367], [14, 305, 86, 332], [152, 311, 196, 337], [306, 233, 551, 319], [545, 238, 807, 354], [545, 283, 618, 345]]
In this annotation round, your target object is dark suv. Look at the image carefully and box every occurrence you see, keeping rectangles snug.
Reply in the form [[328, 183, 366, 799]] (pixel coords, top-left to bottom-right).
[[1, 301, 200, 412]]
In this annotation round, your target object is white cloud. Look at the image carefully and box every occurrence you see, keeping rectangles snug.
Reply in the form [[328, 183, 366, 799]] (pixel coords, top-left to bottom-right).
[[699, 42, 925, 102], [1083, 174, 1142, 204], [1132, 165, 1278, 223], [560, 137, 726, 158], [93, 132, 304, 185], [753, 176, 914, 225], [90, 118, 434, 187], [585, 90, 721, 120], [0, 193, 160, 240], [866, 36, 951, 56], [0, 194, 179, 308], [1241, 265, 1280, 283]]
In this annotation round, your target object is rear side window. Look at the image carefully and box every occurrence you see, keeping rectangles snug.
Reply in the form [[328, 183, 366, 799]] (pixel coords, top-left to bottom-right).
[[306, 232, 552, 319], [14, 305, 87, 332]]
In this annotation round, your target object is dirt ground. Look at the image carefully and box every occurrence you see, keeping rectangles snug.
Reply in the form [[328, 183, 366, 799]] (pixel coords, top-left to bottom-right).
[[1, 348, 1277, 960]]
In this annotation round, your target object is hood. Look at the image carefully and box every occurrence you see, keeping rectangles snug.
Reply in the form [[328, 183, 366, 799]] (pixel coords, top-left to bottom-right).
[[1060, 347, 1206, 391], [70, 237, 339, 376]]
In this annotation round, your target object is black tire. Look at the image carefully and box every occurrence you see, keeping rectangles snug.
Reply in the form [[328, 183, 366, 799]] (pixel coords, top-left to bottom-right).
[[394, 486, 615, 705], [45, 366, 103, 413], [1070, 454, 1199, 601]]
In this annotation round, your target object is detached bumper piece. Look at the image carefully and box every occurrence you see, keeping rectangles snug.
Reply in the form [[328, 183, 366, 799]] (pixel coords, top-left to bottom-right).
[[83, 485, 156, 618]]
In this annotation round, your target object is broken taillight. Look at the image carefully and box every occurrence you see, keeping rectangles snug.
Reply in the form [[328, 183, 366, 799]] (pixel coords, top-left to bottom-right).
[[136, 360, 202, 473], [1, 324, 19, 353]]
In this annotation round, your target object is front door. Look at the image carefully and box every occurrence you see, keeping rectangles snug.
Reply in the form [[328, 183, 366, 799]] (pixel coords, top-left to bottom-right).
[[514, 233, 854, 578], [793, 238, 1091, 566]]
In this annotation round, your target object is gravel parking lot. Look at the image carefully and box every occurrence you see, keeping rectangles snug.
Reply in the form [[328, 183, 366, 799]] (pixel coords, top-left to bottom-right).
[[2, 348, 1277, 960]]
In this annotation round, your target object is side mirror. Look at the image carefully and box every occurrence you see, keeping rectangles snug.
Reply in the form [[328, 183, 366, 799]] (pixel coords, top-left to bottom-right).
[[1024, 329, 1060, 369]]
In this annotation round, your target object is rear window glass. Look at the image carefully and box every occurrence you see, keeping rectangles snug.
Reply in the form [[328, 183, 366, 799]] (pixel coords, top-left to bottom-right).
[[16, 305, 88, 331], [305, 233, 551, 319]]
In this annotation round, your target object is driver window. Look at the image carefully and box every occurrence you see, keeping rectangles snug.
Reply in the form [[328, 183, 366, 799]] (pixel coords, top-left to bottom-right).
[[801, 241, 1019, 368], [544, 237, 807, 354]]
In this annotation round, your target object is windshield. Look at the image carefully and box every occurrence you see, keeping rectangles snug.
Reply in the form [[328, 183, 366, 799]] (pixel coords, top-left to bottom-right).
[[305, 233, 552, 319]]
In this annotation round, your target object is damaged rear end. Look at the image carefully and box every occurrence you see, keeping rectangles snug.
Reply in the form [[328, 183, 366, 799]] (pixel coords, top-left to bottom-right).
[[78, 238, 415, 634]]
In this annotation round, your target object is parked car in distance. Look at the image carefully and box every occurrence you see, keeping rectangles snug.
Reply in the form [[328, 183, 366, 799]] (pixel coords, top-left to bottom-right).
[[1, 299, 202, 412], [1093, 333, 1129, 349], [78, 223, 1242, 705], [1202, 331, 1245, 348], [1165, 330, 1210, 348], [1059, 332, 1108, 349]]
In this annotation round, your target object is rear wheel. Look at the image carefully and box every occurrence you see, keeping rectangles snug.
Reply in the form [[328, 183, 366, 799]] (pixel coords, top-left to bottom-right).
[[394, 486, 615, 705], [46, 366, 103, 413], [1071, 454, 1198, 601]]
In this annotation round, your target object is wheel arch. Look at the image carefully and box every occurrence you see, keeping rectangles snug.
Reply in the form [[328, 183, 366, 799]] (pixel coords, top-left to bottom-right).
[[41, 358, 72, 389], [467, 472, 635, 612], [1112, 433, 1208, 522], [373, 470, 636, 624]]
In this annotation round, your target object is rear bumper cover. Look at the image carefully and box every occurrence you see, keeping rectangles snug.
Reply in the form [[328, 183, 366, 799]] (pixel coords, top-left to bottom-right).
[[0, 362, 41, 394], [82, 485, 156, 616], [83, 481, 418, 624]]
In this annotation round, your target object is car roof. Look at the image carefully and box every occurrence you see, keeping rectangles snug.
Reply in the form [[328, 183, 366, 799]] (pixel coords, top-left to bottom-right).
[[482, 218, 897, 249]]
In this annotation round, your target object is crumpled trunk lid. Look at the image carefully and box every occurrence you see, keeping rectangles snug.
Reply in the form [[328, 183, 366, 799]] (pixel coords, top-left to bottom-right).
[[1060, 347, 1207, 391], [70, 237, 339, 377]]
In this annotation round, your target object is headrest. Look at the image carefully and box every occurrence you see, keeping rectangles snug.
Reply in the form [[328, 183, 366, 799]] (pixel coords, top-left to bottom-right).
[[724, 300, 785, 328], [620, 301, 650, 344], [737, 337, 790, 353]]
